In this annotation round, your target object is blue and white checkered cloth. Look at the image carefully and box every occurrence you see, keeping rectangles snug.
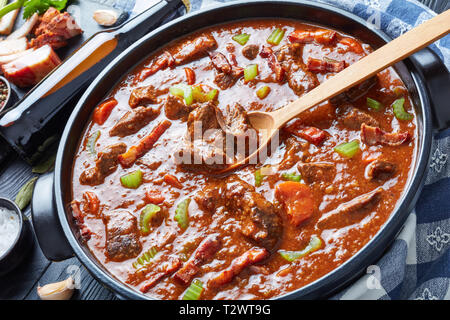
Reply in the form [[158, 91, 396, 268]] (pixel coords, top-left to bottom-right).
[[115, 0, 450, 300]]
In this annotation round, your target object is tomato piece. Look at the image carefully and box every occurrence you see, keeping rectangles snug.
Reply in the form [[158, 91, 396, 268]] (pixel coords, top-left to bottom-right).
[[146, 189, 165, 205], [93, 98, 118, 125], [284, 122, 327, 146], [83, 191, 100, 215], [275, 181, 315, 226]]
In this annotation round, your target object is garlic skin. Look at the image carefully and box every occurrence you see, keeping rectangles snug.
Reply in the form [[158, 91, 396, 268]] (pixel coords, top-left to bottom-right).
[[93, 10, 119, 27], [37, 277, 75, 300]]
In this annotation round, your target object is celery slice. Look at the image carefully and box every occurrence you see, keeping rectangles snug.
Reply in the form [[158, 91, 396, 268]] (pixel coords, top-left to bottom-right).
[[267, 28, 285, 45], [366, 97, 383, 111], [175, 198, 191, 229], [232, 33, 250, 46], [279, 235, 322, 262], [334, 140, 360, 158], [139, 204, 161, 234], [256, 86, 271, 99], [392, 97, 413, 121], [182, 279, 204, 300], [120, 169, 143, 189], [244, 64, 258, 83], [281, 172, 302, 182]]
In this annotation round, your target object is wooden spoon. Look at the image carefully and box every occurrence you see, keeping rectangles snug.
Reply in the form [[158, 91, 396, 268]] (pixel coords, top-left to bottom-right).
[[219, 9, 450, 174]]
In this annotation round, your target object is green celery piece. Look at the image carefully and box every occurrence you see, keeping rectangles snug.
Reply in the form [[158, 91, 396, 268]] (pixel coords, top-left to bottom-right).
[[281, 172, 301, 182], [169, 83, 194, 105], [366, 97, 383, 111], [392, 97, 413, 121], [139, 204, 161, 234], [244, 64, 258, 83], [120, 169, 143, 189], [182, 279, 204, 300], [133, 247, 158, 269], [232, 33, 250, 46], [279, 235, 322, 262], [175, 198, 191, 229], [334, 140, 360, 158], [254, 169, 264, 187], [0, 0, 24, 20], [267, 28, 285, 45]]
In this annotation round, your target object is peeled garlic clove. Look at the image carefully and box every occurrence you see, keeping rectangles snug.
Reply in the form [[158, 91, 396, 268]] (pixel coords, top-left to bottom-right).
[[93, 9, 119, 27], [37, 277, 75, 300]]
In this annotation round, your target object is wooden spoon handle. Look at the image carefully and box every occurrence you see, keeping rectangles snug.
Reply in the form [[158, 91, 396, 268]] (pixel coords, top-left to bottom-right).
[[274, 9, 450, 126]]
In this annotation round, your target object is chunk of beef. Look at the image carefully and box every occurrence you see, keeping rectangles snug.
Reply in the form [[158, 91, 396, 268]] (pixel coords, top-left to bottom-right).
[[164, 95, 191, 120], [365, 159, 397, 180], [176, 140, 230, 173], [331, 76, 378, 104], [195, 183, 226, 213], [209, 51, 232, 73], [186, 101, 221, 140], [104, 210, 142, 262], [317, 188, 382, 229], [307, 57, 345, 73], [109, 106, 160, 137], [271, 44, 319, 95], [286, 62, 320, 96], [139, 256, 182, 293], [173, 35, 217, 66], [260, 45, 285, 82], [80, 143, 126, 185], [174, 235, 222, 284], [217, 104, 254, 140], [210, 52, 244, 90], [361, 124, 410, 146], [298, 162, 336, 184], [208, 247, 269, 288], [242, 44, 259, 60], [225, 177, 283, 251], [129, 85, 161, 108], [342, 107, 379, 130]]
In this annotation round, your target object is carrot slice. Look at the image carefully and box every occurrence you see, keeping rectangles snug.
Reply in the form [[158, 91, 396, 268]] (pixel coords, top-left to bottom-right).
[[93, 98, 118, 125], [275, 181, 315, 226], [163, 174, 183, 189], [184, 67, 196, 85], [118, 120, 172, 168]]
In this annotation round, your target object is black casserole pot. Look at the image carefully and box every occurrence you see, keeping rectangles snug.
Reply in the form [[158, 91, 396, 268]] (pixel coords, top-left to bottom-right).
[[31, 0, 450, 299]]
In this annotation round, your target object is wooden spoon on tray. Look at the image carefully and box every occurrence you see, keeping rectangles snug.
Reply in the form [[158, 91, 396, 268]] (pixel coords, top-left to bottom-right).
[[219, 9, 450, 174]]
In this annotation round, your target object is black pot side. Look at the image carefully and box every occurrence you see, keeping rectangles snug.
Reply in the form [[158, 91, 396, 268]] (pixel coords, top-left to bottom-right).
[[31, 0, 450, 300]]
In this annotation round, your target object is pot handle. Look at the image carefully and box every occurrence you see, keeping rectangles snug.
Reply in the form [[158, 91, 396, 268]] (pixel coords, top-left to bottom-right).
[[409, 48, 450, 131], [31, 172, 73, 261]]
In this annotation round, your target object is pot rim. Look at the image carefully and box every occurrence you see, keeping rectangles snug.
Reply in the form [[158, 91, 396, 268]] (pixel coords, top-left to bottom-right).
[[54, 0, 433, 300]]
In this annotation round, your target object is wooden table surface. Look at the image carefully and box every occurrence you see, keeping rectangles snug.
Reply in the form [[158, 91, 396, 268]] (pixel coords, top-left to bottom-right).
[[0, 0, 446, 301]]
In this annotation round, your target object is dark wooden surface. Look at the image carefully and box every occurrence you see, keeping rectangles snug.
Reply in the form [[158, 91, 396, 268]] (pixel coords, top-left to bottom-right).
[[0, 0, 445, 301]]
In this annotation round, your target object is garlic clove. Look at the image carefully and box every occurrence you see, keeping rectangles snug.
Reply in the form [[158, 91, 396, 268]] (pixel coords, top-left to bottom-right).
[[37, 277, 75, 300], [93, 9, 119, 27]]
